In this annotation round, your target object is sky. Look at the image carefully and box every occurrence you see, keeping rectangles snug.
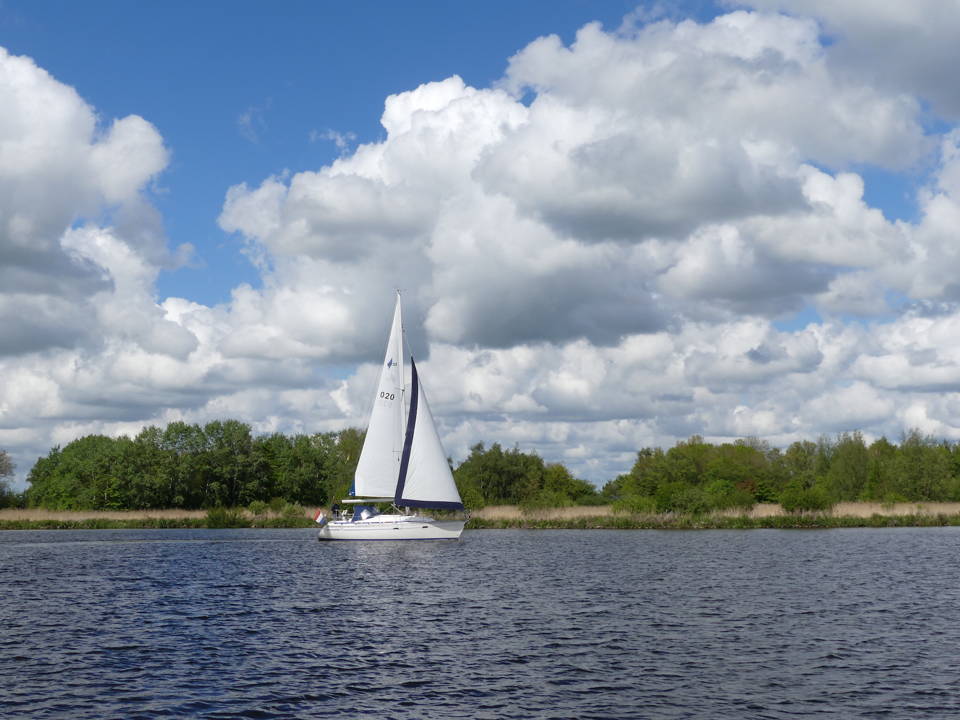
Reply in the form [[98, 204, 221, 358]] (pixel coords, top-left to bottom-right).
[[2, 1, 960, 490]]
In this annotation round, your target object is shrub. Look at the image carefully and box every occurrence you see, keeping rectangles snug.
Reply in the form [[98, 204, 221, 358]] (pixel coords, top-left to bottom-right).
[[519, 489, 573, 513], [612, 494, 658, 514], [779, 482, 833, 513], [205, 507, 249, 528], [281, 502, 305, 519], [456, 480, 485, 511], [576, 493, 609, 506], [247, 500, 268, 516], [655, 482, 710, 515], [704, 479, 755, 512], [879, 492, 909, 509]]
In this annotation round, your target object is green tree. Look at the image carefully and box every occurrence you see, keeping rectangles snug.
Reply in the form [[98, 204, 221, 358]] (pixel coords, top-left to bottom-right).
[[655, 481, 709, 514], [891, 430, 952, 500], [454, 443, 506, 503], [519, 463, 599, 510], [160, 421, 211, 507], [758, 444, 787, 502], [128, 426, 173, 508], [704, 441, 768, 500], [0, 449, 15, 508], [663, 436, 713, 485], [783, 440, 817, 478], [22, 422, 363, 510], [203, 420, 254, 506], [779, 479, 834, 513], [331, 428, 365, 501], [825, 431, 870, 500], [26, 435, 132, 509], [453, 442, 589, 507], [863, 437, 899, 501], [703, 478, 755, 511], [290, 432, 339, 505], [547, 463, 600, 503], [601, 472, 628, 502], [608, 447, 668, 499], [252, 433, 293, 502], [814, 435, 835, 477], [781, 440, 819, 494]]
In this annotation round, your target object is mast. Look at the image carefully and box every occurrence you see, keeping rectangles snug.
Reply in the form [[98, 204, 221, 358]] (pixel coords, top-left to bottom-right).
[[395, 290, 406, 471]]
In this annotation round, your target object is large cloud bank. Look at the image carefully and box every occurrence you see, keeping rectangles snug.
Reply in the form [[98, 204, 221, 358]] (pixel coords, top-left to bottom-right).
[[3, 5, 960, 486]]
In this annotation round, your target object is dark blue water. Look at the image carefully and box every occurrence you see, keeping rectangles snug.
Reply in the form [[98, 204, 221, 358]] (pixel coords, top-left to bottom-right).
[[3, 528, 960, 719]]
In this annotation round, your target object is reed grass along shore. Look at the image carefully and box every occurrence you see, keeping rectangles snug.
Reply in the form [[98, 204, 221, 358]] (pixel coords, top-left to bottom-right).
[[5, 502, 960, 530]]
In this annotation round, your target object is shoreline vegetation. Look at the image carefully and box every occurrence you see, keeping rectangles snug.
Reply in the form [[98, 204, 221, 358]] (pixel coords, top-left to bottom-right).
[[5, 502, 960, 531], [8, 425, 960, 533]]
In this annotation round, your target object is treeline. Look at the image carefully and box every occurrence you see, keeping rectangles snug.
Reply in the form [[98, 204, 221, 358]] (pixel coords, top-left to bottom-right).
[[603, 431, 960, 513], [454, 442, 602, 509], [10, 424, 960, 513], [16, 422, 601, 511], [22, 421, 363, 510]]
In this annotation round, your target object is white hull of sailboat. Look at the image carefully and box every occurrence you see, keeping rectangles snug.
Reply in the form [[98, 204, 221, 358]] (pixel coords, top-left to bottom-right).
[[317, 517, 465, 541]]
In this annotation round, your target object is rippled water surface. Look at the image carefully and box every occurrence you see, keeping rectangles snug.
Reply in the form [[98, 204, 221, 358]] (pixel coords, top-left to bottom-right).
[[3, 528, 960, 718]]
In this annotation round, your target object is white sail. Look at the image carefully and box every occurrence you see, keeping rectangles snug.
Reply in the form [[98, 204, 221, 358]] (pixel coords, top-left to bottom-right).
[[395, 359, 464, 510], [353, 294, 405, 498], [319, 297, 465, 540]]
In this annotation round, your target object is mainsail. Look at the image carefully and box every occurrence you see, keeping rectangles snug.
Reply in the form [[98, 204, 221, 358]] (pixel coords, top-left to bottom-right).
[[353, 295, 405, 498]]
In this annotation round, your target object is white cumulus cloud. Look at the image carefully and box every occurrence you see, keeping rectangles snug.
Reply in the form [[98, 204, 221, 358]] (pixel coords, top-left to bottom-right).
[[6, 5, 960, 487]]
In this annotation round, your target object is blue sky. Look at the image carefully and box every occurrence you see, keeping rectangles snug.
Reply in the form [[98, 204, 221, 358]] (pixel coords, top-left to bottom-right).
[[3, 0, 666, 305], [3, 0, 960, 488]]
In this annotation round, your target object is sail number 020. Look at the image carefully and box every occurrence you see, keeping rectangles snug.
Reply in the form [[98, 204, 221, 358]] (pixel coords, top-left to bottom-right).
[[380, 391, 395, 401]]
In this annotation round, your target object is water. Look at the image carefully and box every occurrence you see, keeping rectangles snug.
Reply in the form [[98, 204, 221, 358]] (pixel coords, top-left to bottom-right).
[[2, 528, 960, 718]]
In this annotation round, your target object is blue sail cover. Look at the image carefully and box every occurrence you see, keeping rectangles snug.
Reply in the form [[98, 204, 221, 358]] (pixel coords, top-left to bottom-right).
[[351, 505, 379, 521]]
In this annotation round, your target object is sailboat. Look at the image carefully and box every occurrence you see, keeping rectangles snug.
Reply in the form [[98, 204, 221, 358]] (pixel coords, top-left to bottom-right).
[[316, 292, 466, 541]]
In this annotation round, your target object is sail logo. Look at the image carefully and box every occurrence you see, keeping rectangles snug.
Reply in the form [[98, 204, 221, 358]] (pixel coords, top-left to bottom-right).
[[387, 358, 395, 369]]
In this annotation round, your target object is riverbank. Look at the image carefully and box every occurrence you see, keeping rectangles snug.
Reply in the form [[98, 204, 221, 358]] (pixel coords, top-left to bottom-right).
[[0, 508, 315, 530], [471, 502, 960, 520], [5, 502, 960, 530], [468, 513, 960, 529], [468, 502, 960, 529]]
